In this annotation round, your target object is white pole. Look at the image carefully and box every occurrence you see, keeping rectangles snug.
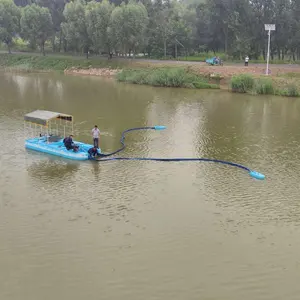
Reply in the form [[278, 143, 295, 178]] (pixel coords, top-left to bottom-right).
[[266, 29, 271, 75]]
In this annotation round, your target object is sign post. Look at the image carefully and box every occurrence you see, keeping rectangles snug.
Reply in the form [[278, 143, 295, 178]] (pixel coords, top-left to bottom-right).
[[264, 24, 275, 75]]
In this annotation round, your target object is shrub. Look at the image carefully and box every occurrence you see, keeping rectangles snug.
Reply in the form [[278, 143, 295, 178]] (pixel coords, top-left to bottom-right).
[[254, 78, 274, 95], [116, 67, 220, 89], [277, 84, 300, 97], [230, 74, 254, 93]]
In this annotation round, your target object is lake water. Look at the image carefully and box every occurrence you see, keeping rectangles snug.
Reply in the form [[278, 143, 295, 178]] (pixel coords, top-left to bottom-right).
[[1, 71, 300, 300]]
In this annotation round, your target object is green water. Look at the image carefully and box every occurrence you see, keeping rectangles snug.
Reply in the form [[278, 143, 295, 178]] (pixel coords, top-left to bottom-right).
[[1, 71, 300, 300]]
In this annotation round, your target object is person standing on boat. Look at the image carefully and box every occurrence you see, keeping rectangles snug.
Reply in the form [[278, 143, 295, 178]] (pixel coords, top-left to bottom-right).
[[91, 125, 100, 148]]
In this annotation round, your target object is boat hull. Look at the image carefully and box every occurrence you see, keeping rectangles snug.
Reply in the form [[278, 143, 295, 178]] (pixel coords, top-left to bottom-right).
[[25, 137, 101, 161]]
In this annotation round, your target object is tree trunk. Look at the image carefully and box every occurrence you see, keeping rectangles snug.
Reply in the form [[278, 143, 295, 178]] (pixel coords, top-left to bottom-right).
[[63, 38, 67, 53], [175, 39, 177, 59], [41, 42, 45, 56], [58, 30, 62, 53], [7, 42, 12, 54], [164, 39, 167, 58], [224, 25, 228, 54], [51, 35, 56, 52]]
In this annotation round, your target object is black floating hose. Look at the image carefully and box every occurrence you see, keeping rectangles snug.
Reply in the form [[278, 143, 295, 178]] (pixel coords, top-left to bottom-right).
[[93, 126, 265, 180]]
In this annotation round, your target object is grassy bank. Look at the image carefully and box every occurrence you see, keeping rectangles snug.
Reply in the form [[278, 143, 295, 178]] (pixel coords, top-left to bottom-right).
[[116, 68, 219, 89], [230, 74, 300, 97], [0, 53, 130, 72], [0, 53, 220, 90], [1, 53, 300, 96]]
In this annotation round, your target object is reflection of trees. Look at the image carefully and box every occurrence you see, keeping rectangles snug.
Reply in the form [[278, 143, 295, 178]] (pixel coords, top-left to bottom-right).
[[197, 92, 247, 160], [61, 76, 156, 152], [1, 72, 65, 110], [200, 92, 300, 162], [27, 158, 80, 183]]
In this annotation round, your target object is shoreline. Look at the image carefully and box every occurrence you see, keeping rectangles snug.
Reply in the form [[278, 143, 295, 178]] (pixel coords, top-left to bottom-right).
[[1, 53, 300, 96], [64, 67, 119, 77]]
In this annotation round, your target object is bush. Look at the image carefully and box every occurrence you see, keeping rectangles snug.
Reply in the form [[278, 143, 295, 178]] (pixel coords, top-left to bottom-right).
[[254, 78, 274, 95], [12, 37, 29, 52], [277, 84, 300, 97], [286, 85, 300, 97], [116, 67, 219, 89], [230, 74, 254, 93], [229, 74, 300, 97]]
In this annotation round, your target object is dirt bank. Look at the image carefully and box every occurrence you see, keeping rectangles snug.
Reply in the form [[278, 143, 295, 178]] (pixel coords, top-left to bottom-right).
[[64, 67, 120, 77]]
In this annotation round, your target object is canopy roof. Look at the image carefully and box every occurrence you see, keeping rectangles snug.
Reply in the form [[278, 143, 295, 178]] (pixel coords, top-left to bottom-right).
[[24, 110, 73, 126]]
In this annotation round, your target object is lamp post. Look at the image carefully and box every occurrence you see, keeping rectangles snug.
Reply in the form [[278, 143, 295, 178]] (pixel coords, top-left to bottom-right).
[[264, 24, 275, 75]]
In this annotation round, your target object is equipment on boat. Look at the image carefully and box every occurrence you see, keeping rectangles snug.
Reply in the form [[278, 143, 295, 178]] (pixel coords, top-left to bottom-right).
[[24, 110, 265, 180], [24, 110, 100, 161]]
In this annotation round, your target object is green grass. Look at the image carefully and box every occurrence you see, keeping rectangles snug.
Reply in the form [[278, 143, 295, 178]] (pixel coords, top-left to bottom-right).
[[230, 74, 300, 97], [116, 67, 219, 89], [230, 74, 255, 93], [253, 78, 275, 95], [276, 84, 300, 97], [0, 53, 130, 71]]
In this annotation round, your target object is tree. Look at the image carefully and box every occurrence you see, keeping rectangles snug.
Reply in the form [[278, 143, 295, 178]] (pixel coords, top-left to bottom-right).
[[36, 0, 66, 52], [61, 0, 91, 57], [169, 2, 196, 57], [0, 0, 20, 53], [13, 0, 33, 6], [5, 0, 300, 61], [20, 4, 53, 55], [86, 0, 114, 55], [110, 0, 149, 57]]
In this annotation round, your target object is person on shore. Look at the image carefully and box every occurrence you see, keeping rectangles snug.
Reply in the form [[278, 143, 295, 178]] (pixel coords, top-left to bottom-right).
[[245, 55, 249, 66], [88, 146, 99, 158], [63, 135, 79, 152], [91, 125, 100, 148]]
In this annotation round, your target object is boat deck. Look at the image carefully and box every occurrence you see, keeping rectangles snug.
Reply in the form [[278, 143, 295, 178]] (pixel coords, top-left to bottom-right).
[[25, 136, 100, 161]]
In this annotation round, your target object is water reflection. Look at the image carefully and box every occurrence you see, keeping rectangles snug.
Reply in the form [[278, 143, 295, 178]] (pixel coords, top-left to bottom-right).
[[27, 158, 80, 183], [2, 71, 300, 300], [91, 160, 101, 181]]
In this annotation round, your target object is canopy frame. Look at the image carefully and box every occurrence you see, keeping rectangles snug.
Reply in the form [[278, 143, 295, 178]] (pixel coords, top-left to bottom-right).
[[24, 110, 74, 141]]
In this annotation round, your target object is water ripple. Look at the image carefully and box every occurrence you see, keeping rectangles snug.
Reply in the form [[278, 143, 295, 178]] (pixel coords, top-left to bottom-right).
[[1, 73, 300, 300]]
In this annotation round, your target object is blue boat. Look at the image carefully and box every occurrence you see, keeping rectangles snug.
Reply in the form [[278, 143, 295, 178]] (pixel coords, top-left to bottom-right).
[[24, 110, 100, 160]]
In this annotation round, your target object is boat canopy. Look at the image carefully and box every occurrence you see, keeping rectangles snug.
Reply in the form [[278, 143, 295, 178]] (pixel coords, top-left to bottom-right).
[[24, 110, 73, 126]]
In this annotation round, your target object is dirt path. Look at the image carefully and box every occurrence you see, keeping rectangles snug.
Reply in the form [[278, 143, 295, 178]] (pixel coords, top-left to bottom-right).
[[133, 59, 300, 77], [191, 64, 300, 78]]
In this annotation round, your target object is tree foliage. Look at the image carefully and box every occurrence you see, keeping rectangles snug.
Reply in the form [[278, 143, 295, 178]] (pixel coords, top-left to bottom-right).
[[86, 0, 114, 54], [20, 3, 53, 55], [0, 0, 20, 53], [61, 0, 91, 56], [2, 0, 300, 60], [110, 0, 148, 56]]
